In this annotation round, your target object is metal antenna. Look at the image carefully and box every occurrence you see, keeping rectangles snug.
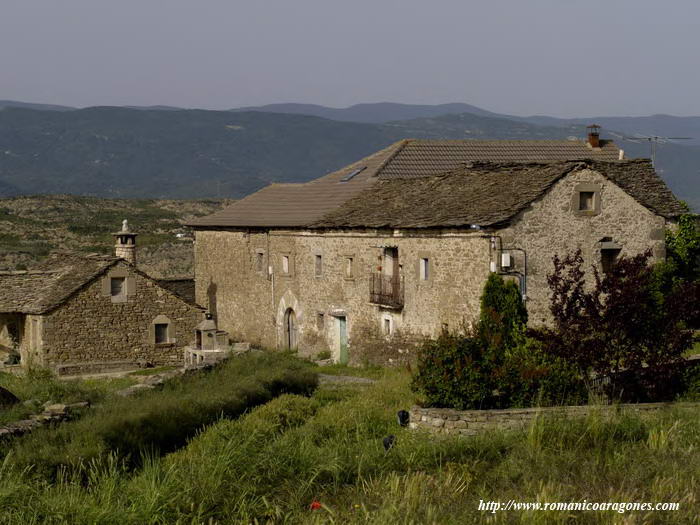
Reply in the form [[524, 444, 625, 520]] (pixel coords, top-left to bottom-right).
[[609, 132, 693, 167]]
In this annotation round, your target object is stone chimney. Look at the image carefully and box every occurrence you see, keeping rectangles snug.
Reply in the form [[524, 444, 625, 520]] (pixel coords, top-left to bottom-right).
[[587, 124, 601, 148], [113, 219, 138, 264]]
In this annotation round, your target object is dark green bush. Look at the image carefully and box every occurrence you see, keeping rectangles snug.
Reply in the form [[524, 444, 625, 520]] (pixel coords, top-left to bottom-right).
[[7, 353, 317, 479], [411, 274, 585, 409]]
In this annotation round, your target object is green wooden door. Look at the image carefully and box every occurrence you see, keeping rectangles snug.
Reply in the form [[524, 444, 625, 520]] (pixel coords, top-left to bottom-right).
[[338, 316, 348, 365]]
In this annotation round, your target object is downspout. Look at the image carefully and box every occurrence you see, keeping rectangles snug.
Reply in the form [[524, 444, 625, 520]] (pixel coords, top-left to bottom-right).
[[487, 234, 528, 302]]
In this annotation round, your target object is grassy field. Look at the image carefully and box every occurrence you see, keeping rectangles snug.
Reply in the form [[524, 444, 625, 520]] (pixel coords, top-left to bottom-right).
[[0, 359, 697, 524], [0, 195, 229, 276]]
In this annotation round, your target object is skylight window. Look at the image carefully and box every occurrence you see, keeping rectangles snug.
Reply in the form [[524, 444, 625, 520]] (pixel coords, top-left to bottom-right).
[[339, 166, 366, 182]]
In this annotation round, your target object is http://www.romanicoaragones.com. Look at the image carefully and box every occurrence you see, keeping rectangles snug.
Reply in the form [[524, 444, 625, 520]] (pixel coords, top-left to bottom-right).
[[479, 500, 679, 514]]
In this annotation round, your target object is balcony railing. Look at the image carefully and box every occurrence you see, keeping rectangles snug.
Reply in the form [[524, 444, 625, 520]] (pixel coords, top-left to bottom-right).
[[369, 273, 404, 309]]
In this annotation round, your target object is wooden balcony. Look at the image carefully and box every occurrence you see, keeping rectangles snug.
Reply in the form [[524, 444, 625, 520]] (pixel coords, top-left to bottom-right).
[[369, 273, 404, 309]]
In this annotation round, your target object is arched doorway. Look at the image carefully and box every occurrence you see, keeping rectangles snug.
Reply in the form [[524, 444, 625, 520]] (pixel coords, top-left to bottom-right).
[[283, 308, 297, 349]]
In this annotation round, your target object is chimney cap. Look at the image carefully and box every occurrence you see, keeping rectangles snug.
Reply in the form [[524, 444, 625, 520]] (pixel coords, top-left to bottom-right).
[[112, 218, 138, 237], [587, 124, 601, 133]]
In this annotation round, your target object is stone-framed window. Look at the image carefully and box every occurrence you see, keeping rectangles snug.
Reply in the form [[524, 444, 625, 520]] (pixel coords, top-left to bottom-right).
[[150, 314, 174, 345], [316, 312, 325, 330], [102, 267, 135, 303], [572, 183, 602, 216], [280, 253, 294, 276], [416, 251, 432, 284], [254, 250, 265, 273], [599, 238, 622, 275], [382, 315, 393, 336], [344, 255, 355, 279], [315, 254, 323, 277]]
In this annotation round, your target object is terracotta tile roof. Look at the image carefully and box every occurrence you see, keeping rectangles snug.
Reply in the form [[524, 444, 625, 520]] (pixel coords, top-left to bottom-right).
[[377, 139, 621, 179], [187, 141, 407, 228], [189, 139, 682, 230], [0, 254, 119, 314], [315, 160, 685, 229]]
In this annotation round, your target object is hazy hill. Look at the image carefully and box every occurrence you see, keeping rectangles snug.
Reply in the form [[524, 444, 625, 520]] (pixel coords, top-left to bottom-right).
[[0, 100, 75, 112], [0, 104, 697, 209], [231, 102, 500, 123], [0, 195, 228, 276]]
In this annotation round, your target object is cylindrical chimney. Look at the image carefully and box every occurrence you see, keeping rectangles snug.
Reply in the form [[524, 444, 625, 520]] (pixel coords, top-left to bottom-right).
[[113, 219, 138, 264], [587, 124, 601, 148]]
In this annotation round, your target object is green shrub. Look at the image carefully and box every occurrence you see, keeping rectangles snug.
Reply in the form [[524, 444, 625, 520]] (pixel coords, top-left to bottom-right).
[[6, 353, 317, 479], [411, 274, 586, 409]]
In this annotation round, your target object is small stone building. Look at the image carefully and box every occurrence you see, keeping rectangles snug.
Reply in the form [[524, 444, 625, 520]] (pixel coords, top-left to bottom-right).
[[188, 133, 685, 364], [0, 223, 203, 374]]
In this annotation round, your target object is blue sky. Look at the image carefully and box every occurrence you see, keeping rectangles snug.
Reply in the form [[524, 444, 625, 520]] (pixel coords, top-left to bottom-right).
[[1, 0, 699, 116]]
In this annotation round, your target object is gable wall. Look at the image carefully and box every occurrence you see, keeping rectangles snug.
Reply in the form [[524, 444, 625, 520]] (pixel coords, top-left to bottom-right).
[[499, 168, 669, 324], [41, 261, 202, 369], [194, 228, 490, 361]]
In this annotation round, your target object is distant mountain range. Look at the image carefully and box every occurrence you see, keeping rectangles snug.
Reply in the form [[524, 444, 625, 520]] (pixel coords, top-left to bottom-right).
[[0, 100, 698, 209]]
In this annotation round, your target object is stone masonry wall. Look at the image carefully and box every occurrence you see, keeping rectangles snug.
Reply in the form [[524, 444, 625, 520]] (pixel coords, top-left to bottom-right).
[[409, 402, 699, 437], [498, 168, 670, 325], [193, 167, 670, 362], [195, 229, 490, 362], [42, 261, 202, 369]]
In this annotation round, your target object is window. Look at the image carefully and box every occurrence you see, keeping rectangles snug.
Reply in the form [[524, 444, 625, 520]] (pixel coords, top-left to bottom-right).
[[573, 183, 601, 216], [579, 191, 594, 211], [315, 254, 323, 276], [601, 248, 621, 275], [383, 317, 392, 336], [345, 257, 354, 278], [110, 277, 125, 297], [316, 312, 325, 330], [282, 255, 290, 274], [255, 251, 264, 272], [154, 323, 169, 344], [420, 258, 430, 281]]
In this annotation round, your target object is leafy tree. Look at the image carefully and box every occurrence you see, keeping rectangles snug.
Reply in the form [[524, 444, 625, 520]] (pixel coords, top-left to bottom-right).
[[536, 249, 699, 401], [479, 273, 527, 351]]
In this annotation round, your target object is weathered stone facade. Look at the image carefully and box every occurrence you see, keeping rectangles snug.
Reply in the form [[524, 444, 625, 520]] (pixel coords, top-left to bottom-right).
[[194, 166, 675, 363], [36, 261, 202, 370]]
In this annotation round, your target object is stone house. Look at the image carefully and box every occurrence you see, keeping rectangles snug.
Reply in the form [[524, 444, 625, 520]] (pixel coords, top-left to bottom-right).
[[0, 222, 203, 374], [189, 132, 685, 364]]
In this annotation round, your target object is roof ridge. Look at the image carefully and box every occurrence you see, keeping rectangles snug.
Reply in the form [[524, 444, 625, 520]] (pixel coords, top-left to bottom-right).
[[373, 139, 412, 178]]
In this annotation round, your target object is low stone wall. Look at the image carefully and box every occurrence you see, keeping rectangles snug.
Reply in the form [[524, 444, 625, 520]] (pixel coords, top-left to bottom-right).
[[409, 402, 699, 437]]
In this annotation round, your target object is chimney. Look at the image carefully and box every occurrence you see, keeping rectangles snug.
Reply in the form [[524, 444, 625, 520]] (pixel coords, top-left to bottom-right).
[[113, 219, 138, 264], [587, 124, 601, 148]]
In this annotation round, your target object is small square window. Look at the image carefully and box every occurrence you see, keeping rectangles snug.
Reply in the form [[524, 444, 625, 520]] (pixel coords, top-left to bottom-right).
[[345, 257, 354, 278], [420, 258, 430, 281], [154, 323, 169, 344], [315, 254, 323, 276], [282, 255, 290, 274], [255, 251, 264, 272], [110, 277, 125, 297], [579, 191, 594, 211]]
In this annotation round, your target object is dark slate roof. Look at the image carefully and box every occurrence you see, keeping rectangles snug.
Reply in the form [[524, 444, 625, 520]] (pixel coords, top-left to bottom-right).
[[0, 254, 204, 314], [189, 139, 683, 229], [316, 160, 685, 229], [155, 278, 196, 306], [0, 254, 120, 314]]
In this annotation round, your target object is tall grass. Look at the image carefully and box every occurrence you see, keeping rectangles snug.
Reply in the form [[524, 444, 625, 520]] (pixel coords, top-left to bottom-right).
[[0, 368, 697, 523], [3, 353, 317, 479]]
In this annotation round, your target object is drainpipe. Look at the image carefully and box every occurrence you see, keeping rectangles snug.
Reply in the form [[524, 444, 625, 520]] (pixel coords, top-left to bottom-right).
[[487, 235, 528, 302]]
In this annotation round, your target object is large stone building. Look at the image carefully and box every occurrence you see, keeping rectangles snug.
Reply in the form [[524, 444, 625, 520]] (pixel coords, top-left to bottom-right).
[[189, 133, 685, 363], [0, 222, 203, 373]]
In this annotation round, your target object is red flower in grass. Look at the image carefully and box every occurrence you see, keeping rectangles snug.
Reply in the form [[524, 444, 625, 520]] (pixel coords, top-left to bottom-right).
[[310, 501, 322, 511]]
